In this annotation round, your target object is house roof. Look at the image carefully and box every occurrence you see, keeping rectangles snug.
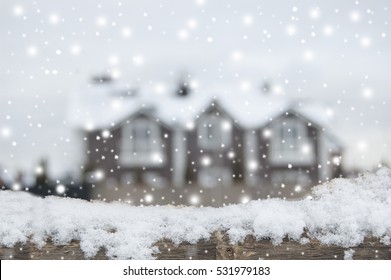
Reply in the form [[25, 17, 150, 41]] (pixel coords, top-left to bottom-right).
[[68, 81, 337, 132]]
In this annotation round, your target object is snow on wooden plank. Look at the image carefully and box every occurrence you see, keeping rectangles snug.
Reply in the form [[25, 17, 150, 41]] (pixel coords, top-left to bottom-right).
[[1, 168, 391, 259]]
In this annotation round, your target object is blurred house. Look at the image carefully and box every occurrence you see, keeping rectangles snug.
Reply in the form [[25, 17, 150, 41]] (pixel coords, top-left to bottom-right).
[[68, 77, 343, 205]]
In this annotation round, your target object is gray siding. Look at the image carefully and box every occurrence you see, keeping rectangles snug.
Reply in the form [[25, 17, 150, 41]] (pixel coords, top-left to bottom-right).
[[85, 113, 174, 187], [251, 112, 321, 197], [185, 103, 245, 186]]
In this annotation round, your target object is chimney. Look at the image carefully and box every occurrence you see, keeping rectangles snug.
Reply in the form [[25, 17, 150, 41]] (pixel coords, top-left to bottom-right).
[[261, 80, 271, 95], [91, 74, 113, 84], [175, 74, 192, 98], [177, 81, 190, 97], [175, 71, 191, 97]]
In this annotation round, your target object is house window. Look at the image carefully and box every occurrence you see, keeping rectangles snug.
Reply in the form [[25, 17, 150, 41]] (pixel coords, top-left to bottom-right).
[[106, 177, 119, 190], [120, 119, 165, 166], [274, 119, 304, 152], [143, 172, 168, 188], [198, 115, 232, 149], [270, 118, 315, 165], [121, 172, 136, 186], [199, 167, 232, 187]]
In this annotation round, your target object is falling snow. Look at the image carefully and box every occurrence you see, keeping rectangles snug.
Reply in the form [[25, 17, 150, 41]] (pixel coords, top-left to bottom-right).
[[0, 1, 391, 259]]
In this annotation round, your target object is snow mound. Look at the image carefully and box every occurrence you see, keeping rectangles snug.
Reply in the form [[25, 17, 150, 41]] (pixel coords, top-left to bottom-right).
[[1, 168, 391, 259]]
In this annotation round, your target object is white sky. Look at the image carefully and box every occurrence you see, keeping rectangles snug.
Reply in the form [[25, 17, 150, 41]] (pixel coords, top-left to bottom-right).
[[0, 0, 391, 177]]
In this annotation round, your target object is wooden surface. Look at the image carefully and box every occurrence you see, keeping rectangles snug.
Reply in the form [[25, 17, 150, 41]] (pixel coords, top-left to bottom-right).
[[215, 233, 391, 260], [1, 232, 390, 260]]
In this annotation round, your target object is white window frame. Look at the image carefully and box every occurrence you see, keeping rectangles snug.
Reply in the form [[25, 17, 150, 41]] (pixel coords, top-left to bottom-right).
[[198, 115, 232, 149], [120, 119, 165, 166]]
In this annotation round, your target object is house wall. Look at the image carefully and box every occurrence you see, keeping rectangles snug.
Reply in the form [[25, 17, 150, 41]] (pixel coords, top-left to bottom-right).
[[250, 113, 320, 198], [85, 114, 174, 199], [185, 104, 245, 187], [82, 107, 342, 203], [325, 134, 344, 178]]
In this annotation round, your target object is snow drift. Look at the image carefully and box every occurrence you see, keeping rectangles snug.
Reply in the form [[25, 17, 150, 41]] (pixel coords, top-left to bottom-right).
[[1, 168, 391, 259]]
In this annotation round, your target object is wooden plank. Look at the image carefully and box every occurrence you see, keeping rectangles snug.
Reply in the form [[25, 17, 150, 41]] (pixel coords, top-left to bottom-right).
[[1, 241, 107, 260], [1, 233, 390, 260], [28, 241, 108, 260], [154, 236, 217, 260], [1, 245, 29, 260], [216, 234, 391, 260]]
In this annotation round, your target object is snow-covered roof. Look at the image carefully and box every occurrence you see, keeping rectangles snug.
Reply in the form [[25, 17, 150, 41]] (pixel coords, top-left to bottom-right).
[[68, 81, 336, 131], [293, 101, 336, 130]]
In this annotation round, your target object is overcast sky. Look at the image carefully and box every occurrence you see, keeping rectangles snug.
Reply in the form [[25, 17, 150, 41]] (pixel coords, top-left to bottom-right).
[[0, 0, 390, 177]]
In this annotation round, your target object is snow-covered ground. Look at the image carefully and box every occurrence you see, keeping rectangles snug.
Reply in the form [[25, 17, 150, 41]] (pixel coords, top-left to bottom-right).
[[1, 168, 391, 259]]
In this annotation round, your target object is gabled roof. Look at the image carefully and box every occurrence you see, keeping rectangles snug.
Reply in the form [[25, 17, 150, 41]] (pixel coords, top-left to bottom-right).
[[68, 82, 337, 133]]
